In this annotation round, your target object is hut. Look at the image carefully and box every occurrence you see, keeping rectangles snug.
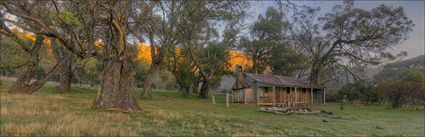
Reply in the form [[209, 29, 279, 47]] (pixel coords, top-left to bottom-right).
[[231, 66, 325, 109]]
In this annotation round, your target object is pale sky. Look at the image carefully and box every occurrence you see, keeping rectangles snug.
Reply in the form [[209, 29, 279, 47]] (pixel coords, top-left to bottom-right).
[[247, 1, 425, 59]]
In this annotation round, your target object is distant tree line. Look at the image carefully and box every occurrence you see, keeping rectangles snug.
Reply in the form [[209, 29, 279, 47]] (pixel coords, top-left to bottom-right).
[[332, 67, 425, 109]]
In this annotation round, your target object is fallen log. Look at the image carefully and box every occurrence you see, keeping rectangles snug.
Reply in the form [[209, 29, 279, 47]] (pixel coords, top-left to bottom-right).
[[319, 113, 360, 121], [260, 107, 360, 121], [293, 111, 321, 115], [260, 107, 292, 115]]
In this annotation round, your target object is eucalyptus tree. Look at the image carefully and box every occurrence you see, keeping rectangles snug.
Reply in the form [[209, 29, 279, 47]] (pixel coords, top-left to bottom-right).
[[51, 38, 75, 92], [176, 1, 247, 98], [239, 7, 291, 73], [0, 24, 34, 87], [132, 0, 247, 98], [0, 9, 73, 94], [269, 43, 305, 76], [164, 47, 197, 97], [131, 1, 184, 99], [291, 1, 414, 85], [1, 0, 146, 112]]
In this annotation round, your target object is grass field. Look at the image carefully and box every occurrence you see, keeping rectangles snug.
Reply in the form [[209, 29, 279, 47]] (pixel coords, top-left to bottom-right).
[[0, 82, 424, 136]]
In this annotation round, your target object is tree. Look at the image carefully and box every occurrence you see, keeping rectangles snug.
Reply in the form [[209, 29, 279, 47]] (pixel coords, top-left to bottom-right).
[[0, 32, 31, 78], [195, 43, 232, 98], [134, 0, 247, 98], [401, 69, 425, 83], [178, 1, 246, 98], [0, 20, 67, 94], [239, 7, 290, 73], [135, 1, 247, 99], [132, 1, 190, 99], [269, 43, 305, 76], [376, 81, 406, 108], [51, 38, 75, 92], [291, 1, 414, 85], [73, 58, 102, 87], [337, 82, 381, 105], [1, 1, 144, 112], [375, 80, 425, 109], [164, 47, 197, 97]]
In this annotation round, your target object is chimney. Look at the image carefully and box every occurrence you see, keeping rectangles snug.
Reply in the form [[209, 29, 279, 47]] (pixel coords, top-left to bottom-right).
[[234, 65, 243, 89], [236, 65, 242, 75]]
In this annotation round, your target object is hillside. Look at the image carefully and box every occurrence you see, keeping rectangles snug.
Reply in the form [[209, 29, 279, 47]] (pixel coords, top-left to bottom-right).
[[375, 55, 425, 81]]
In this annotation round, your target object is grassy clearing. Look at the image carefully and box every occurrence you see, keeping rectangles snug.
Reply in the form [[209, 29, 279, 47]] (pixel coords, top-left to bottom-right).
[[0, 83, 424, 136]]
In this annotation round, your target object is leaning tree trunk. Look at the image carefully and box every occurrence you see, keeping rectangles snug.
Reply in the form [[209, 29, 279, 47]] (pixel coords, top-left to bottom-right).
[[141, 62, 159, 99], [7, 35, 59, 94], [198, 78, 209, 99], [8, 61, 62, 94], [93, 57, 142, 112], [179, 84, 190, 97], [175, 75, 190, 97], [191, 76, 201, 94], [57, 54, 74, 92], [8, 63, 38, 93]]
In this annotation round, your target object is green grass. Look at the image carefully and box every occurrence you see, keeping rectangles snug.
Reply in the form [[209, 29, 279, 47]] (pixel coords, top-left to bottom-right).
[[1, 83, 424, 136]]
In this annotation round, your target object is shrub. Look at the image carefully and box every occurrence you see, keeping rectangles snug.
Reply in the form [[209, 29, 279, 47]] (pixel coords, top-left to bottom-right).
[[375, 80, 425, 109]]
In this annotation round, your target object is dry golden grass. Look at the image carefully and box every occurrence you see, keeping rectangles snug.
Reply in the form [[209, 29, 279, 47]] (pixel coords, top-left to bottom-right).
[[0, 92, 139, 136]]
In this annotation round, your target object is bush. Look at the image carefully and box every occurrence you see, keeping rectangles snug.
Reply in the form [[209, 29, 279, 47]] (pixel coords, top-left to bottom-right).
[[336, 82, 382, 105], [375, 80, 425, 109]]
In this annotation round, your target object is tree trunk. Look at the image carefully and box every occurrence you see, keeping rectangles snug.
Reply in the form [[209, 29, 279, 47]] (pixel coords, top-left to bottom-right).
[[198, 78, 209, 99], [93, 57, 142, 112], [252, 56, 258, 73], [8, 60, 62, 94], [179, 85, 190, 97], [191, 77, 200, 94], [141, 62, 159, 99], [57, 54, 74, 92], [8, 63, 38, 93], [309, 63, 321, 85], [174, 75, 190, 97], [52, 38, 75, 93], [8, 35, 51, 94]]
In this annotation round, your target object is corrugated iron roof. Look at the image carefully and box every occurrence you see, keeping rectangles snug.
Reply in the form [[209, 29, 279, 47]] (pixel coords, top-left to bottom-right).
[[245, 73, 320, 88]]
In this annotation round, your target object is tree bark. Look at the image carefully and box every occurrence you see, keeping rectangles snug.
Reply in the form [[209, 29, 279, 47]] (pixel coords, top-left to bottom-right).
[[93, 57, 142, 112], [57, 53, 74, 92], [8, 60, 63, 94], [52, 38, 75, 92], [179, 85, 190, 97], [309, 62, 322, 85], [141, 62, 160, 99], [191, 77, 200, 94], [252, 56, 258, 73], [175, 76, 190, 97], [8, 63, 38, 93], [7, 35, 59, 94], [198, 78, 209, 99]]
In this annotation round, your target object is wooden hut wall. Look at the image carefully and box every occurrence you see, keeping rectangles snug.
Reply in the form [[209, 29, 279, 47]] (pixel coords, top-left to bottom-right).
[[244, 88, 255, 103], [233, 86, 320, 105], [232, 90, 244, 103], [257, 87, 313, 106], [298, 88, 311, 104]]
